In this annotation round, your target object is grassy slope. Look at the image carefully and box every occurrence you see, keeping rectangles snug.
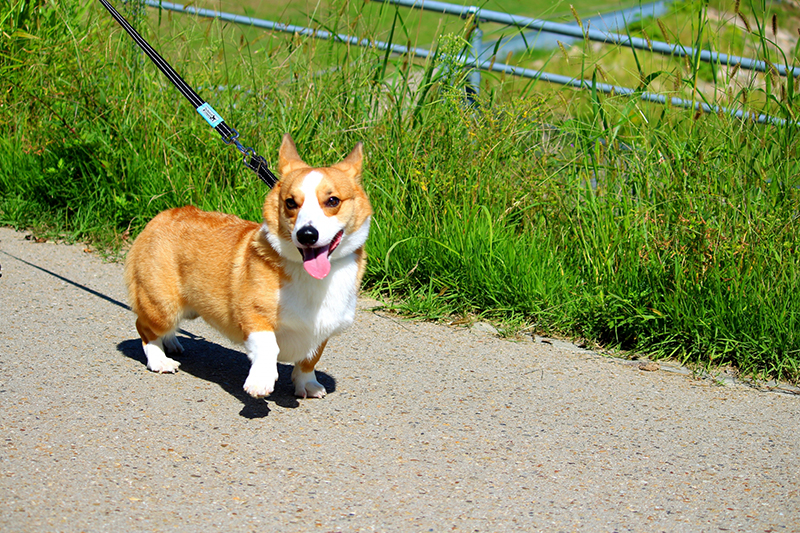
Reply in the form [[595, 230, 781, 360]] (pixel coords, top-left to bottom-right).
[[1, 0, 798, 381]]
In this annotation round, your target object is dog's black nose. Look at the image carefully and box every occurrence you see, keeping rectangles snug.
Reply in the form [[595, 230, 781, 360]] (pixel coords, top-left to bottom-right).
[[296, 225, 319, 246]]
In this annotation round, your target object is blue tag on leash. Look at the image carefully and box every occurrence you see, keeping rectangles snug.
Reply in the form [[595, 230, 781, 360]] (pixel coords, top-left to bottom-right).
[[197, 102, 223, 128]]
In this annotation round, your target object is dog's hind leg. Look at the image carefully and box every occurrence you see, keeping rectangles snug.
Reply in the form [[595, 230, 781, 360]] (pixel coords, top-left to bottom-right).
[[162, 333, 184, 355], [161, 308, 199, 355], [136, 316, 181, 373], [292, 340, 328, 399]]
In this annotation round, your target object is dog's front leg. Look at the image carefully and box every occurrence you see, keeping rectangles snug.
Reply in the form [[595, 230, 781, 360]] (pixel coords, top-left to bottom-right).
[[243, 331, 280, 398], [292, 340, 328, 399]]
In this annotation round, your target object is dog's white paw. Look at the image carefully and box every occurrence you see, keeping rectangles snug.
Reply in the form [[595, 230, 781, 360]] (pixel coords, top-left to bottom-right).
[[243, 366, 279, 398], [148, 357, 181, 373], [292, 370, 327, 399], [144, 341, 180, 373], [296, 380, 327, 399], [162, 334, 184, 355]]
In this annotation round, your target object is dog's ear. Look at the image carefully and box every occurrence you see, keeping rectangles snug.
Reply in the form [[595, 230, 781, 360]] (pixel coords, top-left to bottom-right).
[[279, 134, 309, 176], [333, 142, 363, 181]]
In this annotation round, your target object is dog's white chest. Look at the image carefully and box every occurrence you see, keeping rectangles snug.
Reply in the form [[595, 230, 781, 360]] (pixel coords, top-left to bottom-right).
[[275, 255, 359, 362]]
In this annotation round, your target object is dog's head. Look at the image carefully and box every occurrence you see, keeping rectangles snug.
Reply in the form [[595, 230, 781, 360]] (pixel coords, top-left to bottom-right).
[[263, 134, 372, 280]]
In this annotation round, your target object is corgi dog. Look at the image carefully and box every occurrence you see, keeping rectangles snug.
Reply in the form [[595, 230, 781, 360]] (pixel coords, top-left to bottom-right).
[[124, 134, 372, 399]]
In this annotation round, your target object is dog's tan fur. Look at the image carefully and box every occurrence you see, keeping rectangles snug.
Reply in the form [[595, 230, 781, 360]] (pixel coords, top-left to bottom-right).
[[124, 134, 371, 398]]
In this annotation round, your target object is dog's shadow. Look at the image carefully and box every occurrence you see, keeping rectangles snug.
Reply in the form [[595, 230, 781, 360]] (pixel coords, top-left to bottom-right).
[[117, 335, 336, 419]]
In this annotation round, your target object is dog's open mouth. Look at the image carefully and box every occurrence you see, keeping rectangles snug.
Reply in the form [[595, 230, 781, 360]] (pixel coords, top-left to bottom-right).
[[299, 230, 344, 280]]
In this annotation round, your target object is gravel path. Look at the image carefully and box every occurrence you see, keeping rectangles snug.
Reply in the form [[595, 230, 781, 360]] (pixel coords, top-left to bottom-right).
[[1, 226, 798, 532]]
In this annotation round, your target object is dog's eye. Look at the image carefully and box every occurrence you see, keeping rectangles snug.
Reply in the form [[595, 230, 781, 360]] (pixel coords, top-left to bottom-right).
[[285, 198, 297, 210], [325, 196, 340, 208]]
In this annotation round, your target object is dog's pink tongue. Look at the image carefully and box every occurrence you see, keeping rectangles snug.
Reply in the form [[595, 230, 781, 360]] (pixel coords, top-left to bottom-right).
[[301, 246, 331, 279]]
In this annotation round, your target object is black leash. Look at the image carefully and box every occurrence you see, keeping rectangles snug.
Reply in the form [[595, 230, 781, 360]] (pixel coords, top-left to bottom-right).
[[98, 0, 278, 188]]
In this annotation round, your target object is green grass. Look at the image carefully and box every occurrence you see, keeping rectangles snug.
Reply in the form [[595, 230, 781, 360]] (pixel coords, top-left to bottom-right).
[[1, 0, 799, 382]]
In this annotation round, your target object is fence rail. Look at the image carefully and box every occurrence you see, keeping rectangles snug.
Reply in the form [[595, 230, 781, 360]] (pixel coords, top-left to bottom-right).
[[479, 1, 670, 57]]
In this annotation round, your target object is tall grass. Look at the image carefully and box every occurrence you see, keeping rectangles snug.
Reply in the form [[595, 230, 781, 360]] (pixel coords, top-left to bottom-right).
[[1, 0, 798, 381]]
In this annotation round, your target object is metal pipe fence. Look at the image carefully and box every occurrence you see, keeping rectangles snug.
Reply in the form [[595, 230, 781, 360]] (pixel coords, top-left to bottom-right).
[[136, 0, 796, 127]]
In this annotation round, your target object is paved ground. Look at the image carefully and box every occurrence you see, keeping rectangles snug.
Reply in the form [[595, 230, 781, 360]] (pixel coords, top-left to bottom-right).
[[0, 226, 798, 532]]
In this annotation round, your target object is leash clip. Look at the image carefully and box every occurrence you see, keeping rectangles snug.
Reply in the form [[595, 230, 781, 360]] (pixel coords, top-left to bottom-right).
[[222, 128, 278, 187], [222, 128, 250, 155]]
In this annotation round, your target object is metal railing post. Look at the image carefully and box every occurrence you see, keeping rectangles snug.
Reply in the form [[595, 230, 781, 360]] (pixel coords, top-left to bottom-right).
[[468, 18, 482, 96]]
